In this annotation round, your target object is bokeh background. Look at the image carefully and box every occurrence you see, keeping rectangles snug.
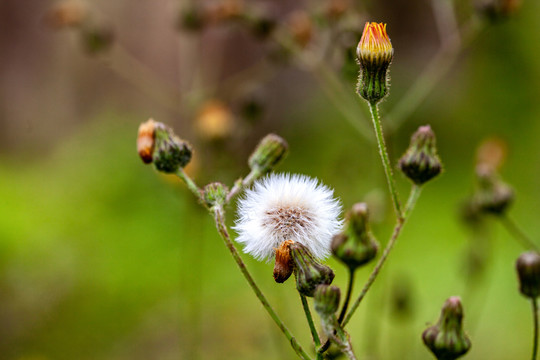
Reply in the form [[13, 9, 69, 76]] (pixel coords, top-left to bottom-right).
[[1, 0, 540, 359]]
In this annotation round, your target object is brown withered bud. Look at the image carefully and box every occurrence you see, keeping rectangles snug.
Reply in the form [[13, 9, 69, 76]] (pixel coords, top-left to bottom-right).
[[476, 137, 507, 173], [137, 119, 156, 164], [286, 11, 313, 48], [273, 240, 294, 283], [44, 0, 88, 29], [325, 0, 349, 21]]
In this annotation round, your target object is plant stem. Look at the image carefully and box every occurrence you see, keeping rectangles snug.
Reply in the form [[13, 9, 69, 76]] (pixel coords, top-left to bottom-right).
[[343, 185, 421, 326], [300, 294, 322, 359], [368, 102, 402, 218], [532, 298, 539, 360], [499, 215, 539, 251], [176, 168, 203, 202], [226, 169, 261, 204], [404, 185, 422, 219], [212, 207, 312, 360], [338, 269, 355, 324]]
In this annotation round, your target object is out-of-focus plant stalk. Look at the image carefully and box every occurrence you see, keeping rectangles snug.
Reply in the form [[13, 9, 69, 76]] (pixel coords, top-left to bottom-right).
[[499, 215, 540, 251], [532, 298, 539, 360], [386, 17, 484, 132]]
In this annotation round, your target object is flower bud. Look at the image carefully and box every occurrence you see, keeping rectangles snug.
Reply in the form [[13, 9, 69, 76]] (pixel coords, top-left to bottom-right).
[[516, 251, 540, 299], [273, 240, 294, 283], [248, 134, 288, 175], [80, 24, 114, 55], [356, 22, 394, 104], [422, 297, 471, 360], [153, 122, 193, 173], [290, 242, 335, 297], [203, 182, 229, 209], [332, 203, 378, 270], [137, 119, 156, 164], [399, 125, 442, 185], [286, 11, 313, 48], [314, 285, 341, 317], [196, 100, 234, 141], [178, 5, 206, 32], [44, 0, 88, 29], [472, 164, 513, 215], [475, 0, 521, 21]]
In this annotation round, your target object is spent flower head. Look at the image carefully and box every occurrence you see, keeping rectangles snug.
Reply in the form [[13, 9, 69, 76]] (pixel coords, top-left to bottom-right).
[[234, 173, 343, 261]]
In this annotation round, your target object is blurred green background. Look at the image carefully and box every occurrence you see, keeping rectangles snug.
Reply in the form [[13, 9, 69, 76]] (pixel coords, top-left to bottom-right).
[[1, 0, 540, 359]]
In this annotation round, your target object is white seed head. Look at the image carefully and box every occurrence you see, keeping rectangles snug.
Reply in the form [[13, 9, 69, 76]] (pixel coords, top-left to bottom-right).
[[234, 173, 343, 261]]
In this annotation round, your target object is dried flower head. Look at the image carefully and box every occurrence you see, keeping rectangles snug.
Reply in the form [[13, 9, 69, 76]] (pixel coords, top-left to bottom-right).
[[234, 173, 343, 261]]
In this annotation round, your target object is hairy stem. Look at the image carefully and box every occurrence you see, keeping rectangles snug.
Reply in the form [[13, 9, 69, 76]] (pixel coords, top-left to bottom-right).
[[212, 207, 312, 360], [176, 168, 203, 202], [368, 103, 402, 218], [300, 294, 322, 359], [226, 169, 261, 204], [343, 185, 421, 326]]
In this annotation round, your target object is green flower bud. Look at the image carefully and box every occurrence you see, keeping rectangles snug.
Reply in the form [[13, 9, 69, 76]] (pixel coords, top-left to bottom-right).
[[248, 134, 288, 175], [80, 24, 114, 55], [422, 297, 471, 360], [331, 203, 378, 270], [516, 251, 540, 299], [314, 285, 341, 317], [399, 125, 442, 185], [472, 164, 513, 215], [356, 22, 393, 105], [290, 242, 335, 297], [203, 182, 229, 209], [153, 122, 193, 173]]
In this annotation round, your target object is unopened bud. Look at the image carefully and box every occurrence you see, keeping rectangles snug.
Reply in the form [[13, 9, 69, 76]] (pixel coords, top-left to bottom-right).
[[273, 240, 294, 283], [314, 285, 341, 316], [196, 100, 234, 140], [332, 203, 378, 270], [80, 24, 114, 55], [290, 242, 335, 297], [422, 296, 471, 360], [248, 134, 288, 175], [153, 123, 193, 173], [203, 182, 229, 209], [137, 119, 156, 164], [178, 5, 206, 32], [356, 22, 394, 104], [475, 0, 521, 21], [286, 11, 313, 48], [473, 164, 513, 215], [516, 251, 540, 299], [399, 125, 442, 185]]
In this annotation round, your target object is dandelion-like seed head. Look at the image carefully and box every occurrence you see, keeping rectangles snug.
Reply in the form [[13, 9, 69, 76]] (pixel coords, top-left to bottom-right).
[[234, 173, 343, 261], [357, 22, 393, 64]]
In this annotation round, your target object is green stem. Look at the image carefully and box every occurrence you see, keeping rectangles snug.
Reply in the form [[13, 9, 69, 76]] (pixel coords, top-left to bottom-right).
[[343, 185, 421, 326], [532, 298, 539, 360], [176, 168, 203, 202], [319, 269, 356, 354], [300, 294, 322, 359], [212, 207, 312, 360], [404, 185, 422, 219], [499, 215, 540, 251], [368, 102, 402, 218], [226, 168, 261, 204], [338, 269, 355, 324]]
